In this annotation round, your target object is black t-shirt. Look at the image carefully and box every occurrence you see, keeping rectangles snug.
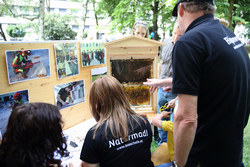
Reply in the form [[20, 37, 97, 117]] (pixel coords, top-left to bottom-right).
[[80, 115, 154, 167], [58, 88, 70, 102], [172, 14, 250, 167], [0, 153, 6, 167]]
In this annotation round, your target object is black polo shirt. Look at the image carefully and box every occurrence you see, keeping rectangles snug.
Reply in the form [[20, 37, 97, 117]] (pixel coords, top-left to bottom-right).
[[172, 14, 250, 167], [58, 88, 70, 102]]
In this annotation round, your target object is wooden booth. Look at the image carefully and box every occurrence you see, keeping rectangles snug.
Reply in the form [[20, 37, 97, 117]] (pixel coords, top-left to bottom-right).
[[104, 35, 163, 115]]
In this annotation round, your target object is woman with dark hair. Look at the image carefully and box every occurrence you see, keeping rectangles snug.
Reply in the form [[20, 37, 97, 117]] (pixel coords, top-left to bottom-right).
[[0, 102, 69, 167], [80, 76, 154, 167]]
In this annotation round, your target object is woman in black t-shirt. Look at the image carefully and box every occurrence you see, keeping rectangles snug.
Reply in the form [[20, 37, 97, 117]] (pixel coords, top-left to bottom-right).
[[80, 76, 154, 167]]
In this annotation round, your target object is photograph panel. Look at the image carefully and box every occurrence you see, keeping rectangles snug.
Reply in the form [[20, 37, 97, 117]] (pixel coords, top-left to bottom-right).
[[5, 49, 50, 84], [54, 42, 79, 79], [0, 90, 29, 135], [91, 67, 107, 82], [80, 41, 105, 67], [54, 80, 85, 110]]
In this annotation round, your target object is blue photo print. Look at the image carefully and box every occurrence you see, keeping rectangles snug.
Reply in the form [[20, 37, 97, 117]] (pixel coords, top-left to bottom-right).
[[54, 80, 85, 110], [5, 49, 51, 84], [0, 89, 29, 135]]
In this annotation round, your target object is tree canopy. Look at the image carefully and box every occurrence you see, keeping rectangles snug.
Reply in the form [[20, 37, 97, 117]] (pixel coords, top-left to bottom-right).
[[0, 0, 249, 41], [43, 13, 77, 40], [6, 24, 26, 38], [96, 0, 249, 40], [97, 0, 176, 40], [215, 0, 249, 33]]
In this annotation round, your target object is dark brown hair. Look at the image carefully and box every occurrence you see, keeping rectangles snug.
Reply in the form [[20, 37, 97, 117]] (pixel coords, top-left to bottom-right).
[[67, 84, 73, 90], [0, 103, 69, 167]]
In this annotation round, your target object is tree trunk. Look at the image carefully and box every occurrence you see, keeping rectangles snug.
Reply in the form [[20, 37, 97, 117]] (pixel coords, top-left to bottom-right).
[[0, 24, 7, 41], [152, 0, 159, 40], [228, 0, 234, 30], [38, 0, 45, 40], [161, 16, 166, 41], [92, 0, 99, 26], [80, 0, 90, 39], [46, 0, 51, 12]]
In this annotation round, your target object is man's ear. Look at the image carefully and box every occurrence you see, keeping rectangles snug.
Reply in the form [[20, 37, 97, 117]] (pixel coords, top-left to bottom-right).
[[178, 3, 184, 17]]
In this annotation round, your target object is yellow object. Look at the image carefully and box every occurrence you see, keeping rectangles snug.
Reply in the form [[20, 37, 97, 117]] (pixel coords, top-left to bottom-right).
[[151, 142, 171, 166], [151, 121, 174, 166], [162, 121, 174, 161], [159, 102, 168, 112]]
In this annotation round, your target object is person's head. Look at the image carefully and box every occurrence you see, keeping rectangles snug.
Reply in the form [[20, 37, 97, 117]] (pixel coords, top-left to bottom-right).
[[172, 0, 215, 33], [65, 84, 73, 92], [14, 92, 22, 100], [18, 50, 31, 57], [172, 21, 183, 44], [89, 76, 133, 122], [89, 76, 143, 140], [132, 20, 149, 38], [72, 82, 77, 87], [0, 103, 68, 166]]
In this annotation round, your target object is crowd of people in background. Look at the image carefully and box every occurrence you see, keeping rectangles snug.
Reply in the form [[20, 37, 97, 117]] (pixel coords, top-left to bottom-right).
[[81, 49, 105, 66], [0, 0, 249, 167]]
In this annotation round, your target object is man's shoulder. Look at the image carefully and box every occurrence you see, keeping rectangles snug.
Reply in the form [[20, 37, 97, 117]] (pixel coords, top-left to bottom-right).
[[59, 88, 65, 91], [58, 88, 66, 94]]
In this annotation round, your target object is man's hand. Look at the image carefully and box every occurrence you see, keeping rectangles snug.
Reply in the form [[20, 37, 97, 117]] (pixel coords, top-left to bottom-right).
[[162, 86, 171, 92], [143, 78, 160, 93], [167, 98, 177, 109], [143, 78, 173, 92]]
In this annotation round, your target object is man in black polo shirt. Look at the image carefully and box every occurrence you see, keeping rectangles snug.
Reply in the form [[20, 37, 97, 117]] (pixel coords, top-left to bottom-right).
[[56, 85, 73, 109], [171, 0, 250, 167]]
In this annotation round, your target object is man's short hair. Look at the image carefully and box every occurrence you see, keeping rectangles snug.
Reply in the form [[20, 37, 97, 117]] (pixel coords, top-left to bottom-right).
[[178, 1, 215, 15], [67, 85, 73, 90]]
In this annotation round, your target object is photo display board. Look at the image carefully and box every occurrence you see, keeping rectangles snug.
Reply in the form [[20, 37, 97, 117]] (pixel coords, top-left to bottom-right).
[[0, 41, 106, 130]]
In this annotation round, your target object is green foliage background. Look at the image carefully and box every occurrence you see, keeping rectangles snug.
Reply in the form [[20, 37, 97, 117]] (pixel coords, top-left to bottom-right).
[[43, 13, 77, 40], [96, 0, 249, 39], [1, 0, 249, 40], [6, 24, 26, 38], [243, 121, 250, 167]]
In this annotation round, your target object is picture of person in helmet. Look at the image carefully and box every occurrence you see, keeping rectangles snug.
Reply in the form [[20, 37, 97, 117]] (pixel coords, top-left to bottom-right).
[[12, 92, 24, 110], [12, 50, 32, 78]]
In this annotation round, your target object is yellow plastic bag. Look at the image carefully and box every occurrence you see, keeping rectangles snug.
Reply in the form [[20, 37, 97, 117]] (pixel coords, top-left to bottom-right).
[[151, 142, 171, 166]]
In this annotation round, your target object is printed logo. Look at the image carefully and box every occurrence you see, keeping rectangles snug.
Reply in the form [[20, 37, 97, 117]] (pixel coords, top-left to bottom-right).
[[223, 36, 244, 50], [108, 129, 149, 150]]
